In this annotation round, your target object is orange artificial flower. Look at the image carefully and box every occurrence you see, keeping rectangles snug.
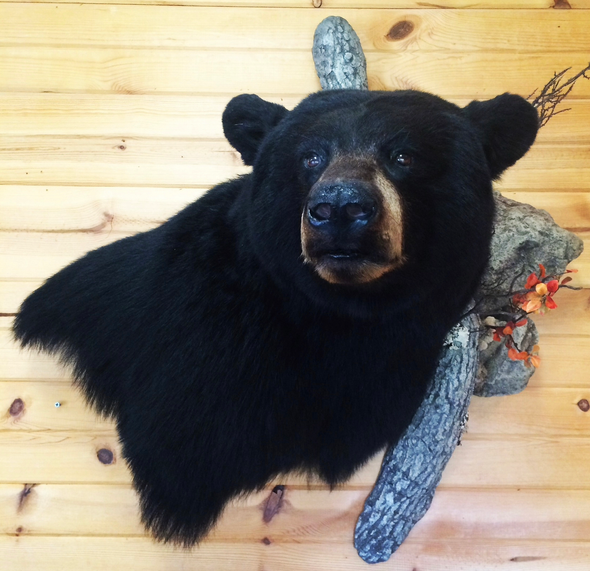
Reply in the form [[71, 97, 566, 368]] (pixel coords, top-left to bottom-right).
[[545, 296, 558, 310], [528, 354, 541, 368], [525, 345, 541, 369], [489, 266, 575, 370], [517, 273, 560, 314], [539, 264, 546, 279], [525, 273, 540, 289], [535, 283, 548, 296]]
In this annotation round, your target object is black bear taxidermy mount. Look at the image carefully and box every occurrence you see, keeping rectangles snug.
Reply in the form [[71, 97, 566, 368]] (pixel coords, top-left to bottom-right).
[[13, 89, 538, 546]]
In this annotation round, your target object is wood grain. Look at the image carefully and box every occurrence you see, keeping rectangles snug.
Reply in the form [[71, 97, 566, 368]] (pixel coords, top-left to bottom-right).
[[2, 48, 590, 97], [0, 381, 114, 433], [2, 484, 590, 541], [0, 231, 586, 285], [0, 431, 127, 484], [1, 6, 590, 53], [0, 186, 205, 233], [530, 336, 590, 388], [3, 331, 589, 388], [2, 380, 588, 436], [1, 428, 590, 488], [2, 0, 589, 7], [0, 137, 587, 188], [468, 388, 590, 435], [2, 536, 590, 570], [1, 187, 588, 235], [531, 287, 590, 336], [2, 94, 590, 142]]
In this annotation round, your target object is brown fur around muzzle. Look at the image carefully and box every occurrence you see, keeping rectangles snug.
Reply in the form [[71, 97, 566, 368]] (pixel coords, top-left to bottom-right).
[[301, 155, 405, 285]]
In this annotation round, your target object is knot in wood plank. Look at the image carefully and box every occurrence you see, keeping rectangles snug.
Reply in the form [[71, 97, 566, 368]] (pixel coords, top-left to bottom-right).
[[97, 448, 115, 465], [387, 21, 415, 41], [9, 398, 25, 417]]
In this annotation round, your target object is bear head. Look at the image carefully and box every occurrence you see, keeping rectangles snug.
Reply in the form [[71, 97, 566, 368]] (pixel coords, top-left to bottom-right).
[[223, 90, 538, 318]]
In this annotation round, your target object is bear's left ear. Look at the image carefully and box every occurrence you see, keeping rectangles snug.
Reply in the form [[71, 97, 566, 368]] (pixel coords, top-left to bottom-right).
[[463, 93, 539, 180], [222, 94, 289, 166]]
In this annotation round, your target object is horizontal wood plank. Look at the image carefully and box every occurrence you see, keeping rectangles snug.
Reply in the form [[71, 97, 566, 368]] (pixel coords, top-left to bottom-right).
[[468, 388, 590, 435], [531, 286, 590, 336], [0, 280, 38, 315], [1, 0, 589, 7], [0, 431, 128, 484], [2, 6, 590, 53], [2, 48, 590, 97], [503, 191, 590, 231], [0, 187, 588, 235], [2, 331, 590, 388], [0, 93, 249, 139], [0, 229, 586, 286], [0, 330, 68, 380], [0, 136, 248, 188], [0, 136, 588, 188], [2, 484, 590, 542], [0, 381, 114, 433], [0, 246, 587, 297], [2, 94, 590, 143], [2, 535, 590, 570], [3, 381, 588, 436], [0, 429, 589, 488], [440, 435, 590, 489], [0, 186, 205, 234], [526, 335, 590, 388]]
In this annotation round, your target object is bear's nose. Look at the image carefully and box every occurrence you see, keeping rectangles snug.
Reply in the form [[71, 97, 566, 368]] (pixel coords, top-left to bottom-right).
[[307, 184, 377, 232]]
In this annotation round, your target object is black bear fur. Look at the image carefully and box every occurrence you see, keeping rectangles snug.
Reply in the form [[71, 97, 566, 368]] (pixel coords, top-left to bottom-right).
[[13, 89, 538, 546]]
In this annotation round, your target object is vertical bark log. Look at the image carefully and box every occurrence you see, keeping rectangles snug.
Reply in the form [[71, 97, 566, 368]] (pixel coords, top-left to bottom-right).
[[312, 16, 368, 91], [355, 317, 480, 563]]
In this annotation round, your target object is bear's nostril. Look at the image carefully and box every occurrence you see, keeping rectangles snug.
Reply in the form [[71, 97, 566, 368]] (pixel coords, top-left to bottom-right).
[[309, 203, 333, 222], [344, 202, 374, 221]]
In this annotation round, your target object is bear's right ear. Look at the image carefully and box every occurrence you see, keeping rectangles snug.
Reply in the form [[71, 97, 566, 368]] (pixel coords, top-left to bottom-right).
[[222, 94, 289, 166]]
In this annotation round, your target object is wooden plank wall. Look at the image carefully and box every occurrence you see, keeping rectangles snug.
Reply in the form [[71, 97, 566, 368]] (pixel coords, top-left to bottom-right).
[[1, 1, 589, 569]]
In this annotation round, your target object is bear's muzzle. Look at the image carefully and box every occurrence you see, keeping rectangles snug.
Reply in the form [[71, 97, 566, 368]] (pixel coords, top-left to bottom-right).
[[301, 156, 405, 285]]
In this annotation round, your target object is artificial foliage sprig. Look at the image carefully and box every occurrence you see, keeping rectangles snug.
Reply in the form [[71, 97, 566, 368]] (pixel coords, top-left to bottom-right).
[[485, 264, 580, 368]]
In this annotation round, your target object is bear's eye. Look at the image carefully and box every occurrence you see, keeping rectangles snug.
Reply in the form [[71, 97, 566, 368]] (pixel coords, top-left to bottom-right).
[[392, 152, 413, 167], [303, 153, 324, 169]]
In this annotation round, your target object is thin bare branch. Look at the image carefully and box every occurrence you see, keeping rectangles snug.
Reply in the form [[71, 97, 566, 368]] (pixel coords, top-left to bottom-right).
[[529, 63, 590, 127]]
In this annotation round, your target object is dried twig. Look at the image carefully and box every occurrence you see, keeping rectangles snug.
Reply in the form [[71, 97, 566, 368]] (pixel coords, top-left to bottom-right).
[[529, 63, 590, 127]]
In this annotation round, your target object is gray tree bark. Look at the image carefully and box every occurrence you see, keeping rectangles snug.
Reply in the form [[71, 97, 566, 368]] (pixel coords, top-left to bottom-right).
[[312, 15, 585, 564], [312, 16, 368, 90], [355, 316, 479, 563]]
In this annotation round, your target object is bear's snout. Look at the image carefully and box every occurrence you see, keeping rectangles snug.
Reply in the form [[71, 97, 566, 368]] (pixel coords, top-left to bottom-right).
[[300, 156, 405, 286], [306, 182, 378, 235]]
